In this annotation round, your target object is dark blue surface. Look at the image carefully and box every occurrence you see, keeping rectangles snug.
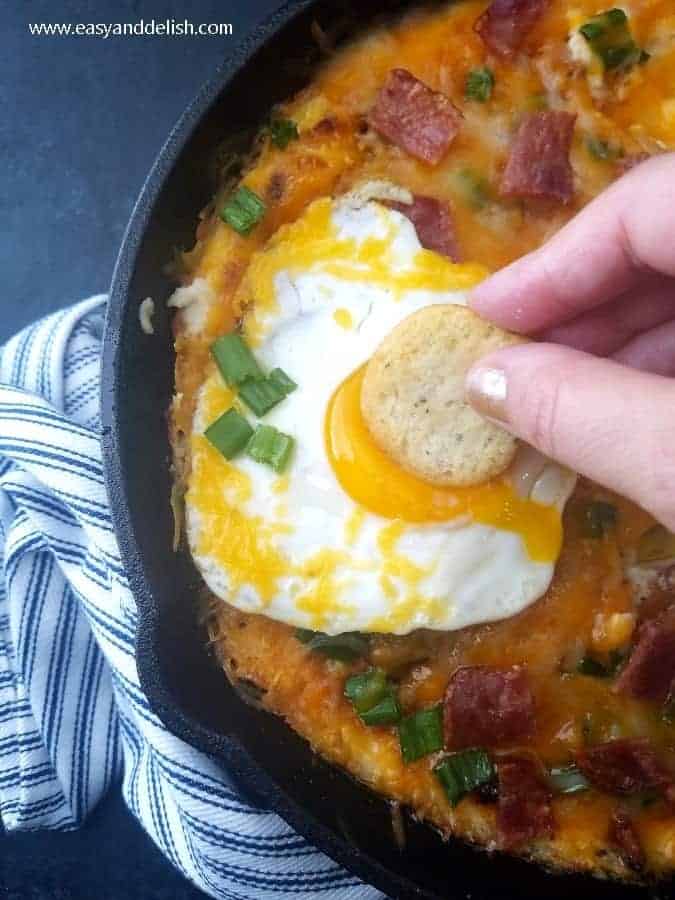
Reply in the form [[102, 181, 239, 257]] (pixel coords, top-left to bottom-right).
[[1, 0, 279, 343], [1, 2, 278, 898]]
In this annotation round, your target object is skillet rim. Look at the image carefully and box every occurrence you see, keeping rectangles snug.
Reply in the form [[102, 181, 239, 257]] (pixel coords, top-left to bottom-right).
[[100, 2, 672, 898]]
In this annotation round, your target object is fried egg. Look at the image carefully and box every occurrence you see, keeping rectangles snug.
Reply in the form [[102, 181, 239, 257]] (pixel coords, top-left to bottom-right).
[[185, 194, 576, 635]]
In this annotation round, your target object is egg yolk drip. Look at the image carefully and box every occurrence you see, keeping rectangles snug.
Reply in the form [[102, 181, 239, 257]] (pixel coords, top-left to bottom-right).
[[325, 367, 562, 563], [242, 197, 487, 345]]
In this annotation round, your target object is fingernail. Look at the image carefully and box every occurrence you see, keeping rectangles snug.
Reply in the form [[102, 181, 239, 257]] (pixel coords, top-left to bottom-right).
[[465, 366, 508, 423]]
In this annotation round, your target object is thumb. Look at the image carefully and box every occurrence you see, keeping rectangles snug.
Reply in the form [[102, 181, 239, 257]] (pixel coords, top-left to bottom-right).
[[465, 343, 675, 530]]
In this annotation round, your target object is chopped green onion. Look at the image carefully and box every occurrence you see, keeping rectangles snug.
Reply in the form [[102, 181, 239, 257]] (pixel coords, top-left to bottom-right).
[[238, 377, 286, 416], [398, 706, 444, 764], [586, 136, 623, 160], [579, 9, 648, 71], [268, 368, 298, 395], [465, 67, 494, 102], [269, 118, 299, 149], [295, 629, 369, 661], [637, 524, 675, 563], [577, 650, 625, 678], [246, 425, 294, 473], [344, 668, 401, 726], [295, 628, 316, 644], [434, 750, 495, 807], [577, 656, 610, 677], [361, 694, 401, 727], [345, 668, 389, 713], [238, 368, 297, 416], [211, 333, 297, 415], [211, 334, 263, 386], [220, 185, 267, 236], [548, 765, 590, 795], [453, 168, 491, 210], [204, 408, 254, 459], [582, 501, 617, 538]]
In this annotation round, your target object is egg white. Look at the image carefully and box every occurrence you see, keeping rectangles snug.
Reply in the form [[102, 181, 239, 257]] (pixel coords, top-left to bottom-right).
[[186, 196, 576, 635]]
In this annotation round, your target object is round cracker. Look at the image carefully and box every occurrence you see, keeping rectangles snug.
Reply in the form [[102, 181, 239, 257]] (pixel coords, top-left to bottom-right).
[[361, 304, 525, 487]]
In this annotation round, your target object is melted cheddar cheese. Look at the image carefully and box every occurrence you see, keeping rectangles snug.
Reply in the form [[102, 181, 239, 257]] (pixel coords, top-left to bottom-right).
[[325, 365, 562, 561]]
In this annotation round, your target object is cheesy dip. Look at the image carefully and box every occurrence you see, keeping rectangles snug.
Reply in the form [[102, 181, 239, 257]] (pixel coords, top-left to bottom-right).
[[169, 0, 675, 883]]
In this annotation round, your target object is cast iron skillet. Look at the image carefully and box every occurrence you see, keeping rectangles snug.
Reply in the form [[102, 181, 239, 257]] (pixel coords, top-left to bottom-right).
[[101, 2, 667, 898]]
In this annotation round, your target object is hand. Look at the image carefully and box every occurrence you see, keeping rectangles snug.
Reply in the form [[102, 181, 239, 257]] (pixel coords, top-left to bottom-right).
[[465, 153, 675, 529]]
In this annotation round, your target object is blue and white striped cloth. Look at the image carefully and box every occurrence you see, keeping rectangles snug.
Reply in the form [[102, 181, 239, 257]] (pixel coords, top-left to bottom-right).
[[0, 296, 383, 900]]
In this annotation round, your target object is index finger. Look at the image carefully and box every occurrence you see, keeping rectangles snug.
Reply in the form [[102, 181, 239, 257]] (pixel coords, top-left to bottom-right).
[[470, 153, 675, 334]]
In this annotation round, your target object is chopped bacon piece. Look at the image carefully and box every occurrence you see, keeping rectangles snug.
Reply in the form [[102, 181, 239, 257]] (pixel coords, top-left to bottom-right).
[[577, 738, 673, 798], [369, 69, 462, 165], [500, 111, 576, 203], [444, 666, 535, 749], [609, 809, 645, 871], [496, 755, 555, 849], [616, 152, 651, 176], [475, 0, 550, 58], [388, 195, 461, 261], [615, 605, 675, 703]]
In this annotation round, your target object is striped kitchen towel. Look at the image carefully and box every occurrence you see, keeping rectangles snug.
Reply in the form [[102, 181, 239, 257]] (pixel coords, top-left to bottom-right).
[[0, 296, 383, 900]]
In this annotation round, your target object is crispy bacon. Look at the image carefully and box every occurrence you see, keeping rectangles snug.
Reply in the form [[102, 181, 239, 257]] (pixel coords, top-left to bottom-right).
[[609, 809, 645, 871], [615, 605, 675, 703], [369, 68, 462, 165], [500, 111, 576, 203], [388, 195, 461, 261], [577, 738, 673, 799], [444, 666, 535, 750], [496, 755, 555, 849], [475, 0, 550, 58]]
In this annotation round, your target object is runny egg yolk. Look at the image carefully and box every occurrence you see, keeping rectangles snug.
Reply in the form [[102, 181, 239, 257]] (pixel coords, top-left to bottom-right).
[[325, 366, 562, 564]]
